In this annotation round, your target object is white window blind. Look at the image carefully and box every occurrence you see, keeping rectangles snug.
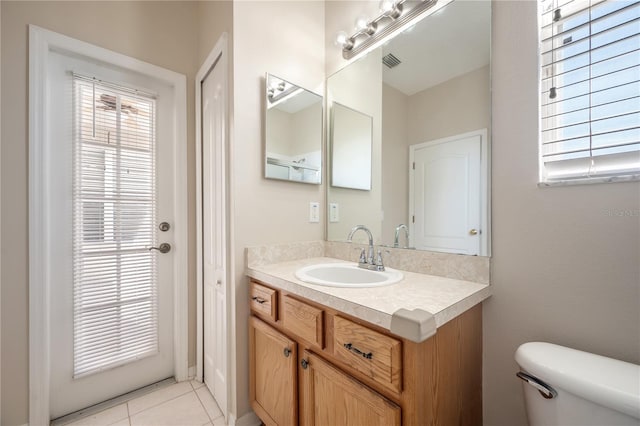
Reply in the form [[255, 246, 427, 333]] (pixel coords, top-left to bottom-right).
[[539, 0, 640, 183], [73, 76, 158, 378]]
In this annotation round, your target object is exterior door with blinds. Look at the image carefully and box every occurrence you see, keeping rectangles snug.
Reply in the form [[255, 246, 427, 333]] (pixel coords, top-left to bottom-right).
[[48, 50, 176, 418]]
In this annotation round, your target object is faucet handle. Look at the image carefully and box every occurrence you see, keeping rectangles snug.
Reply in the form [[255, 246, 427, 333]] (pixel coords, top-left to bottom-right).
[[375, 249, 386, 271], [354, 247, 367, 264]]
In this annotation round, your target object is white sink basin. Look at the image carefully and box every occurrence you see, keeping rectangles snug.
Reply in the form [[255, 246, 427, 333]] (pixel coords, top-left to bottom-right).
[[295, 263, 403, 288]]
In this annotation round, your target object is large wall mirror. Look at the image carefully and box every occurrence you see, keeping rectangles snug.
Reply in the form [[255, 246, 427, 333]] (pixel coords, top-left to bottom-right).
[[265, 73, 323, 184], [326, 0, 491, 256]]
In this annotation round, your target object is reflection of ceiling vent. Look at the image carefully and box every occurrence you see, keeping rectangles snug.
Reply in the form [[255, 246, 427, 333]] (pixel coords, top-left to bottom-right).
[[382, 53, 401, 69]]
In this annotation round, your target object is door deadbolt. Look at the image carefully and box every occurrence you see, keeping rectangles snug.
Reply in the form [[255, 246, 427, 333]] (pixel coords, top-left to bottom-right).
[[159, 222, 171, 232], [148, 243, 171, 254]]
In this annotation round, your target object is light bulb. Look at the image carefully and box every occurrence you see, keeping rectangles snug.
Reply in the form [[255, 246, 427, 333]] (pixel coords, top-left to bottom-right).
[[355, 15, 369, 31], [379, 0, 395, 13], [335, 31, 349, 46]]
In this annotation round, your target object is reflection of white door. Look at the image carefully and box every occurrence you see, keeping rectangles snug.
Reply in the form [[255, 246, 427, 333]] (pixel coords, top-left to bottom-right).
[[409, 130, 486, 255], [201, 53, 228, 415], [47, 50, 177, 418]]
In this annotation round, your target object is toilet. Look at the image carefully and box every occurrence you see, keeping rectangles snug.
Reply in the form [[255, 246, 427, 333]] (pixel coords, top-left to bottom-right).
[[515, 342, 640, 426]]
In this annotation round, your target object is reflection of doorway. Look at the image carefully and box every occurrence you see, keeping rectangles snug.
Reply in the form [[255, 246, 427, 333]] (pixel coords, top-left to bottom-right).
[[409, 129, 488, 255]]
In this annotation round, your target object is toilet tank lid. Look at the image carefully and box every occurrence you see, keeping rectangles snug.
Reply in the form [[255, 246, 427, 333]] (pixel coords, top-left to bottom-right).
[[515, 342, 640, 420]]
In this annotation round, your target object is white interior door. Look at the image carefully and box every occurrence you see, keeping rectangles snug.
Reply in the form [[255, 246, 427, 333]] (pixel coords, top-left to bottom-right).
[[47, 49, 177, 419], [202, 57, 228, 415], [410, 131, 484, 255]]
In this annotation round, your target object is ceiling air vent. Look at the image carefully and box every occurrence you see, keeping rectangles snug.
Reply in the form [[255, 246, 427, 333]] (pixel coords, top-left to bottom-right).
[[382, 53, 401, 69]]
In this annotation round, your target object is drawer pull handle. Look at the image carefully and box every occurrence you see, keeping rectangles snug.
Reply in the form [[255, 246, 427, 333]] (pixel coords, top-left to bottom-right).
[[301, 359, 309, 369], [344, 343, 373, 360], [283, 347, 291, 358], [252, 296, 267, 304]]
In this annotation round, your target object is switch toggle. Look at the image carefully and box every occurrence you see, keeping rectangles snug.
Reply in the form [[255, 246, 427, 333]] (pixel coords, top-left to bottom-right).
[[309, 202, 320, 223], [329, 203, 339, 223]]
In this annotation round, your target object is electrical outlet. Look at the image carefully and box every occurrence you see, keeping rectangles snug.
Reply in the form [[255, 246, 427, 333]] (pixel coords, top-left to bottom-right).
[[309, 202, 320, 223], [329, 203, 339, 223]]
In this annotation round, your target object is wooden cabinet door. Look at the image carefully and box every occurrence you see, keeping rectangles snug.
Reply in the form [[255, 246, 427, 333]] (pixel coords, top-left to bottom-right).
[[300, 351, 401, 426], [250, 317, 297, 426]]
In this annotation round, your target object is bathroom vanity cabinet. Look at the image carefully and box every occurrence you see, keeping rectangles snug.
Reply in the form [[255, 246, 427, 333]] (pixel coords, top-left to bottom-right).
[[249, 279, 483, 426]]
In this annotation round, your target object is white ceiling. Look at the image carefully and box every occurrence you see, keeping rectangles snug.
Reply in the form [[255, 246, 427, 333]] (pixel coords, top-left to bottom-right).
[[382, 0, 491, 96], [272, 89, 322, 114]]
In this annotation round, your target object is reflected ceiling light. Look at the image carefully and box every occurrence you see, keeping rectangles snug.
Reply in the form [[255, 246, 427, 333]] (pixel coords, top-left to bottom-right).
[[336, 0, 440, 60]]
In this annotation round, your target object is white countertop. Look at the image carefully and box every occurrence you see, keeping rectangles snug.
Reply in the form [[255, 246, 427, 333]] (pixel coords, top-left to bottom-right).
[[246, 257, 491, 342]]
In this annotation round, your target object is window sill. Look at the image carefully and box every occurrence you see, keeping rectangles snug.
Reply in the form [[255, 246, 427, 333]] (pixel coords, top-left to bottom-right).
[[538, 174, 640, 188]]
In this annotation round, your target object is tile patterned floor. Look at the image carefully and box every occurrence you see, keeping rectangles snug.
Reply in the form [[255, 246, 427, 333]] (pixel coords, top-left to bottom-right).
[[61, 380, 225, 426]]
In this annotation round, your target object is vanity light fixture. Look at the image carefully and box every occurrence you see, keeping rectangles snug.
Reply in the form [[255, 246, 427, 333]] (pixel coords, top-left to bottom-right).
[[335, 0, 440, 60], [267, 77, 302, 108]]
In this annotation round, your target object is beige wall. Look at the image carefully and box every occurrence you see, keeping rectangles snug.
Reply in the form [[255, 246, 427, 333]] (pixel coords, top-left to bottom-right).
[[381, 83, 409, 245], [291, 103, 323, 156], [486, 1, 640, 425], [266, 103, 322, 158], [266, 108, 294, 155], [0, 2, 200, 424], [231, 0, 325, 418], [197, 0, 233, 67], [326, 50, 382, 243], [407, 65, 490, 145]]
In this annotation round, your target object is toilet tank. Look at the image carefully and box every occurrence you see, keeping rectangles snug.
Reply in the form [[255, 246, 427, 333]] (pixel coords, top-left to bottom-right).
[[515, 342, 640, 426]]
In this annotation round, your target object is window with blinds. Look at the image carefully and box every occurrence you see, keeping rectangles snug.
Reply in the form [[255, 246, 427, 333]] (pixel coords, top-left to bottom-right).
[[539, 0, 640, 183], [73, 76, 158, 377]]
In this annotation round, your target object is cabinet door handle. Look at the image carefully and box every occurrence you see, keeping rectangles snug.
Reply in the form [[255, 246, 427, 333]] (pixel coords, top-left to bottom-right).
[[283, 347, 291, 358], [251, 296, 266, 304], [343, 343, 373, 360], [301, 359, 309, 369]]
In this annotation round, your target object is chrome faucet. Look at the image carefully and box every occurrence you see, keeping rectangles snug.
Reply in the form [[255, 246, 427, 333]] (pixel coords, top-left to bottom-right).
[[347, 225, 385, 271], [393, 224, 409, 248]]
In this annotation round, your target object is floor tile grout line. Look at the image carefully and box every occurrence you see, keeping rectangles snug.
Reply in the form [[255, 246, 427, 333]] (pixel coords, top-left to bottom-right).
[[128, 383, 194, 417], [194, 388, 215, 423], [53, 378, 177, 426]]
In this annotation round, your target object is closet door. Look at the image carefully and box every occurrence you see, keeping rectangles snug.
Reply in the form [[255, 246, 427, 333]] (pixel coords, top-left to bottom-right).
[[201, 54, 228, 413]]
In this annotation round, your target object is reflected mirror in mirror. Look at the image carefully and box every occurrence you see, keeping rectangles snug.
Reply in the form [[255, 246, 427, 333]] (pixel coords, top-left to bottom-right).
[[326, 0, 491, 256], [331, 102, 373, 190], [265, 73, 323, 184]]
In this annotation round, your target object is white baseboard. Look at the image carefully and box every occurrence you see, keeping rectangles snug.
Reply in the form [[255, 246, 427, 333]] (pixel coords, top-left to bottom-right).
[[228, 411, 261, 426]]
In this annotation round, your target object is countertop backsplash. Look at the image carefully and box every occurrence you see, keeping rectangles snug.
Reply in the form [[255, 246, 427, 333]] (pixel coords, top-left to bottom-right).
[[247, 240, 490, 285]]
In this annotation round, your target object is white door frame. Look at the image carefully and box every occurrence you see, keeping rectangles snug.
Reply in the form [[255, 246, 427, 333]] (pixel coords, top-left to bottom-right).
[[408, 128, 490, 256], [28, 25, 189, 425], [195, 33, 234, 419]]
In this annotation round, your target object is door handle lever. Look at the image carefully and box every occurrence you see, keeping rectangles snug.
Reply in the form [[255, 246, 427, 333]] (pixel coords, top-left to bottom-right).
[[148, 243, 171, 254]]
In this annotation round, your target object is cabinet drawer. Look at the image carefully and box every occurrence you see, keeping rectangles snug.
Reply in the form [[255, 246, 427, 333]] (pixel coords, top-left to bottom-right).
[[282, 295, 324, 348], [332, 316, 402, 394], [249, 281, 277, 321]]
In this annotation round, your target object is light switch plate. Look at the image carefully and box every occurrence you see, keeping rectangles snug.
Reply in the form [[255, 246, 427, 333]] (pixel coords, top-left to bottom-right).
[[329, 203, 339, 223], [309, 202, 320, 223]]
